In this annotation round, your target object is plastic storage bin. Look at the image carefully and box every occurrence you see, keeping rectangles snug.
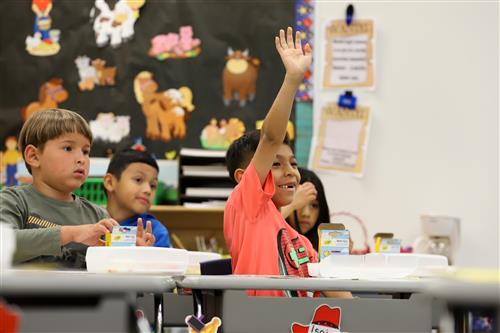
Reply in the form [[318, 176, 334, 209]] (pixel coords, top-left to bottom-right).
[[86, 246, 189, 274]]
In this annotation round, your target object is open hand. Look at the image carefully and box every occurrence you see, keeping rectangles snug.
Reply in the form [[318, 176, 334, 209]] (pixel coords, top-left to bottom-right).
[[292, 182, 318, 210], [71, 218, 118, 246], [275, 26, 312, 83], [136, 217, 155, 246]]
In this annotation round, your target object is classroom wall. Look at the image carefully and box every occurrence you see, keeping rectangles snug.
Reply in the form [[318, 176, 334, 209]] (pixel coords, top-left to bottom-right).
[[313, 2, 499, 267]]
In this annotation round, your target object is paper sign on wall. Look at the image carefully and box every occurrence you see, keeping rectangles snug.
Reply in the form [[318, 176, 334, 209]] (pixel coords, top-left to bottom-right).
[[311, 102, 370, 176], [323, 19, 374, 89]]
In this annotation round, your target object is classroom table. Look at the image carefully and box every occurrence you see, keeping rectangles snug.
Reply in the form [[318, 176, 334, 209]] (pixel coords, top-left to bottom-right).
[[175, 275, 438, 333], [425, 278, 500, 333], [0, 269, 176, 333]]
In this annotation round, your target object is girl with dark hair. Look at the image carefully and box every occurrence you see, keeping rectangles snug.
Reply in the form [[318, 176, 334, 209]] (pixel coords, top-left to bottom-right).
[[281, 167, 330, 251]]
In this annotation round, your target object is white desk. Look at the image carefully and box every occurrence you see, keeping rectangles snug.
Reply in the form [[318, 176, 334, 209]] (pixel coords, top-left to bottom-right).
[[178, 275, 427, 293], [1, 269, 176, 294], [175, 275, 436, 333], [1, 270, 176, 333]]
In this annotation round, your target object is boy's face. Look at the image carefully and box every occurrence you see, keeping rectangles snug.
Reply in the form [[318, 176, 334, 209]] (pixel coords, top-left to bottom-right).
[[110, 162, 158, 217], [271, 144, 300, 208], [35, 132, 91, 193]]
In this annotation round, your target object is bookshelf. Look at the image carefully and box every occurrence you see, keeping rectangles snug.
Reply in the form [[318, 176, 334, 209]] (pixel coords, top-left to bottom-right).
[[150, 205, 227, 254], [178, 148, 234, 206]]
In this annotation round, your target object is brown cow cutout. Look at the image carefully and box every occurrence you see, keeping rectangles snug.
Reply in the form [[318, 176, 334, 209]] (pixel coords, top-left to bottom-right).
[[21, 78, 68, 121], [133, 71, 194, 142], [222, 48, 260, 107]]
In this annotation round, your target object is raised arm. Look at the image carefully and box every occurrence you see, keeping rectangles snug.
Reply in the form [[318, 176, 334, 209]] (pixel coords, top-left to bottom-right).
[[252, 27, 312, 184]]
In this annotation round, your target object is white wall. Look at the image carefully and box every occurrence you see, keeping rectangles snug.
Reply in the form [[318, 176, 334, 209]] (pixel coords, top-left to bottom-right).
[[313, 1, 499, 267]]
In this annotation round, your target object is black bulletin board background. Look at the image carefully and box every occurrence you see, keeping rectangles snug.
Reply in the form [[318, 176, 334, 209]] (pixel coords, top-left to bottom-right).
[[0, 0, 295, 157]]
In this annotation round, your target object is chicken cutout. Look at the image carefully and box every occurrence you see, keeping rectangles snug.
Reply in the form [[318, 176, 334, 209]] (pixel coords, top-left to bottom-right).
[[200, 118, 245, 150]]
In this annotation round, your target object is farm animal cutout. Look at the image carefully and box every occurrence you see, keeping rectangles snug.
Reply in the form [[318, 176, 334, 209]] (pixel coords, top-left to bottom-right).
[[89, 113, 130, 143], [75, 56, 117, 91], [222, 48, 260, 107], [200, 118, 245, 150], [26, 0, 61, 56], [91, 0, 145, 48], [256, 119, 295, 141], [133, 71, 195, 142], [149, 25, 201, 60], [21, 78, 69, 121]]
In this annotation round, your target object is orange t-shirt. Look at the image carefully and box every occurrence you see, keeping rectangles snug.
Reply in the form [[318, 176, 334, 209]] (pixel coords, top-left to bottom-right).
[[224, 163, 318, 297]]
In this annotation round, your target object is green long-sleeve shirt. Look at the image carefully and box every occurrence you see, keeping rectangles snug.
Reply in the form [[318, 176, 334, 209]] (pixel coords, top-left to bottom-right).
[[0, 184, 108, 266]]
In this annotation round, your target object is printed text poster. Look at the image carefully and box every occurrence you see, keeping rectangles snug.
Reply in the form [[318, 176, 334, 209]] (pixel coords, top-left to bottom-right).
[[323, 19, 375, 89]]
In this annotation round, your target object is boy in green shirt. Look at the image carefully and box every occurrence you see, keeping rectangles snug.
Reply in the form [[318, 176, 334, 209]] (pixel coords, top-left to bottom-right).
[[0, 108, 153, 267]]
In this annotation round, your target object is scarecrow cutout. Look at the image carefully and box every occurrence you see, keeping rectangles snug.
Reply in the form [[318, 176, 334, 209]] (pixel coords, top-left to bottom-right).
[[222, 48, 260, 107], [21, 78, 68, 122], [149, 25, 201, 60], [91, 0, 145, 48], [75, 56, 117, 91], [200, 118, 245, 150], [26, 0, 61, 56], [291, 304, 343, 333], [133, 71, 195, 142], [89, 113, 130, 143], [0, 137, 23, 187]]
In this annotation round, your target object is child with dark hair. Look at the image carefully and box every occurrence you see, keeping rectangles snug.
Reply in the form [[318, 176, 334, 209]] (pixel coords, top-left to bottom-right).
[[281, 167, 330, 251], [225, 28, 351, 298], [104, 149, 171, 247], [225, 27, 319, 297]]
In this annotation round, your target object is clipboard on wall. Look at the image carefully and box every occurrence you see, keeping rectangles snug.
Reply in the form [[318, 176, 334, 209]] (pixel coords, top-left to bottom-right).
[[323, 19, 375, 89], [311, 102, 370, 176]]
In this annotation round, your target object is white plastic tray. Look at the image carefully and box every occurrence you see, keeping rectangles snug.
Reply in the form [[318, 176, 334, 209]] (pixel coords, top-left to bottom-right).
[[86, 246, 189, 274], [308, 253, 448, 279]]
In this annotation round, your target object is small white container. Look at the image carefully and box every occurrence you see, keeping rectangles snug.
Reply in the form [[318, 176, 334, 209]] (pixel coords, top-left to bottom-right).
[[86, 247, 189, 274]]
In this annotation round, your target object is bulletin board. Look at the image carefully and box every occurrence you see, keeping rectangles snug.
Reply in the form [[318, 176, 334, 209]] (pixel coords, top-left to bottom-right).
[[0, 0, 295, 157]]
